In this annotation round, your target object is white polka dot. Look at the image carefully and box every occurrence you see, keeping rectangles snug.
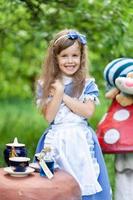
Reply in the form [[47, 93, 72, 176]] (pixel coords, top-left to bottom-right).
[[104, 129, 120, 144], [113, 109, 130, 121]]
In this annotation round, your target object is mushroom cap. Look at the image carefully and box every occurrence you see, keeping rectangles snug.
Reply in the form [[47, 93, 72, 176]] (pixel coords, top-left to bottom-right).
[[96, 100, 133, 153]]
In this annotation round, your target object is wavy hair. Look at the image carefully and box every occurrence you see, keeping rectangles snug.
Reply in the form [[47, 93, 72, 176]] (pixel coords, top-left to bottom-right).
[[39, 29, 89, 105]]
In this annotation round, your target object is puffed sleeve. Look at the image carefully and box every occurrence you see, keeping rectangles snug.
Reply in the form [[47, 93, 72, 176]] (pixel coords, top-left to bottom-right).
[[36, 80, 53, 109], [82, 79, 100, 104]]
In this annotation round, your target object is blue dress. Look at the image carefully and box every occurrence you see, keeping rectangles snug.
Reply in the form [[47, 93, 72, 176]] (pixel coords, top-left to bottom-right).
[[35, 78, 112, 200]]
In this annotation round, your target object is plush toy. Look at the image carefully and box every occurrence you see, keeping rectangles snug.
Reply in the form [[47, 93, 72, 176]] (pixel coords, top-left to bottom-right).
[[104, 58, 133, 106], [97, 58, 133, 153], [97, 58, 133, 200]]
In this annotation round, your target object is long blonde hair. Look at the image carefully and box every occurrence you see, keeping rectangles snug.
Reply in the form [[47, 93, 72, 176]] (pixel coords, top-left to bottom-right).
[[39, 29, 89, 104]]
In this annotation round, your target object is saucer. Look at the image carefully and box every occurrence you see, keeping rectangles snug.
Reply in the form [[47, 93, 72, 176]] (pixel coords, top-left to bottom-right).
[[4, 167, 35, 177], [29, 162, 40, 172]]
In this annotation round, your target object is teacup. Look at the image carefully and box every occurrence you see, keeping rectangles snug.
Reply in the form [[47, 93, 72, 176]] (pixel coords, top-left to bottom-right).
[[9, 157, 30, 172]]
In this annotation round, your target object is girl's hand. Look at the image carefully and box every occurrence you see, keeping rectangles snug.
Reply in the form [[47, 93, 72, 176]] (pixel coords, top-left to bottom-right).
[[44, 79, 64, 123], [50, 79, 64, 95]]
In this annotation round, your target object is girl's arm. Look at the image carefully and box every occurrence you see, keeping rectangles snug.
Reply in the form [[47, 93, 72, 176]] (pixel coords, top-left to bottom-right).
[[42, 80, 64, 123], [63, 94, 95, 119]]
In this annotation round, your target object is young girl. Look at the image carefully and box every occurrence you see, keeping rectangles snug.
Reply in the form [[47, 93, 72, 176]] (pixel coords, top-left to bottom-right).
[[35, 29, 111, 200]]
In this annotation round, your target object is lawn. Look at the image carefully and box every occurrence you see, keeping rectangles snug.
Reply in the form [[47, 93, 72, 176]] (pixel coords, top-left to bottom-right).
[[0, 99, 47, 166]]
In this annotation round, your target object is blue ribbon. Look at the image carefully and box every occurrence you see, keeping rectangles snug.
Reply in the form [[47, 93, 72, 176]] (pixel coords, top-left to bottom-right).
[[68, 31, 87, 45]]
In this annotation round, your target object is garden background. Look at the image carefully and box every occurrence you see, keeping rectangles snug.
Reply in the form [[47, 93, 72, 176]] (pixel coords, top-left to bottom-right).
[[0, 0, 133, 198]]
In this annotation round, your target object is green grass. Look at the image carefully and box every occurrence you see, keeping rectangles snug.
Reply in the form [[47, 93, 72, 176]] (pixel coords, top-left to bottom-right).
[[0, 97, 115, 198], [0, 99, 48, 166]]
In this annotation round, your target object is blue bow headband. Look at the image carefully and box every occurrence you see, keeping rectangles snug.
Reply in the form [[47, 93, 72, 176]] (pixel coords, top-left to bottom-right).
[[67, 31, 87, 45], [54, 31, 87, 45]]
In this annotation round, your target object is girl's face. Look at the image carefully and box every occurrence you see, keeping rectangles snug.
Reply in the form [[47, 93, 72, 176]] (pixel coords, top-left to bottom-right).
[[57, 41, 81, 77]]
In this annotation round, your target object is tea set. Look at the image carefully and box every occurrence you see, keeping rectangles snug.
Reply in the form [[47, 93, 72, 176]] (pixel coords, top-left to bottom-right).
[[3, 137, 54, 178]]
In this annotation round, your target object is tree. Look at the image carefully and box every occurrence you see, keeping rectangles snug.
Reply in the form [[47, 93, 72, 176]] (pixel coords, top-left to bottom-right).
[[0, 0, 132, 98]]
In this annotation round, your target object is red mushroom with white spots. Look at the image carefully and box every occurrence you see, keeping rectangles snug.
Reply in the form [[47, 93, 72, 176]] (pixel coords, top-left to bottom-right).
[[97, 99, 133, 153]]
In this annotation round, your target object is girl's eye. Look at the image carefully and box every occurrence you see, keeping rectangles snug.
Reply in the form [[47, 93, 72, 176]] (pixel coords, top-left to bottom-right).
[[73, 54, 78, 57], [61, 54, 67, 57]]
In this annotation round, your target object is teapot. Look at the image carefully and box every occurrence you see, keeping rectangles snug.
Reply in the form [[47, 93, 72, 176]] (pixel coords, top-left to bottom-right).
[[3, 137, 27, 166]]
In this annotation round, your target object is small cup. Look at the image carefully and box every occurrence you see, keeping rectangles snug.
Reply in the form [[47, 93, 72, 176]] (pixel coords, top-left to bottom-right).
[[9, 157, 30, 172], [35, 153, 54, 176], [40, 159, 54, 177]]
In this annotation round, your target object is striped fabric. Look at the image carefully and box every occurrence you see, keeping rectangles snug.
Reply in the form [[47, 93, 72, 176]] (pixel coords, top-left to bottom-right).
[[104, 58, 133, 87]]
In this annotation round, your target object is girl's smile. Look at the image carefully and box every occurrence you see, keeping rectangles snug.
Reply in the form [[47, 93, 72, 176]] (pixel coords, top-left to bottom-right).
[[57, 41, 81, 76]]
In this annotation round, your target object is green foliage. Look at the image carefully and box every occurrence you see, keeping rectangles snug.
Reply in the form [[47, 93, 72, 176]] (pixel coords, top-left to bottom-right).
[[0, 0, 133, 98]]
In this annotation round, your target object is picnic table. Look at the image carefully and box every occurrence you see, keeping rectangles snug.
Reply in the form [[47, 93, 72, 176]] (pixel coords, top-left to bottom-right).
[[0, 168, 81, 200]]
